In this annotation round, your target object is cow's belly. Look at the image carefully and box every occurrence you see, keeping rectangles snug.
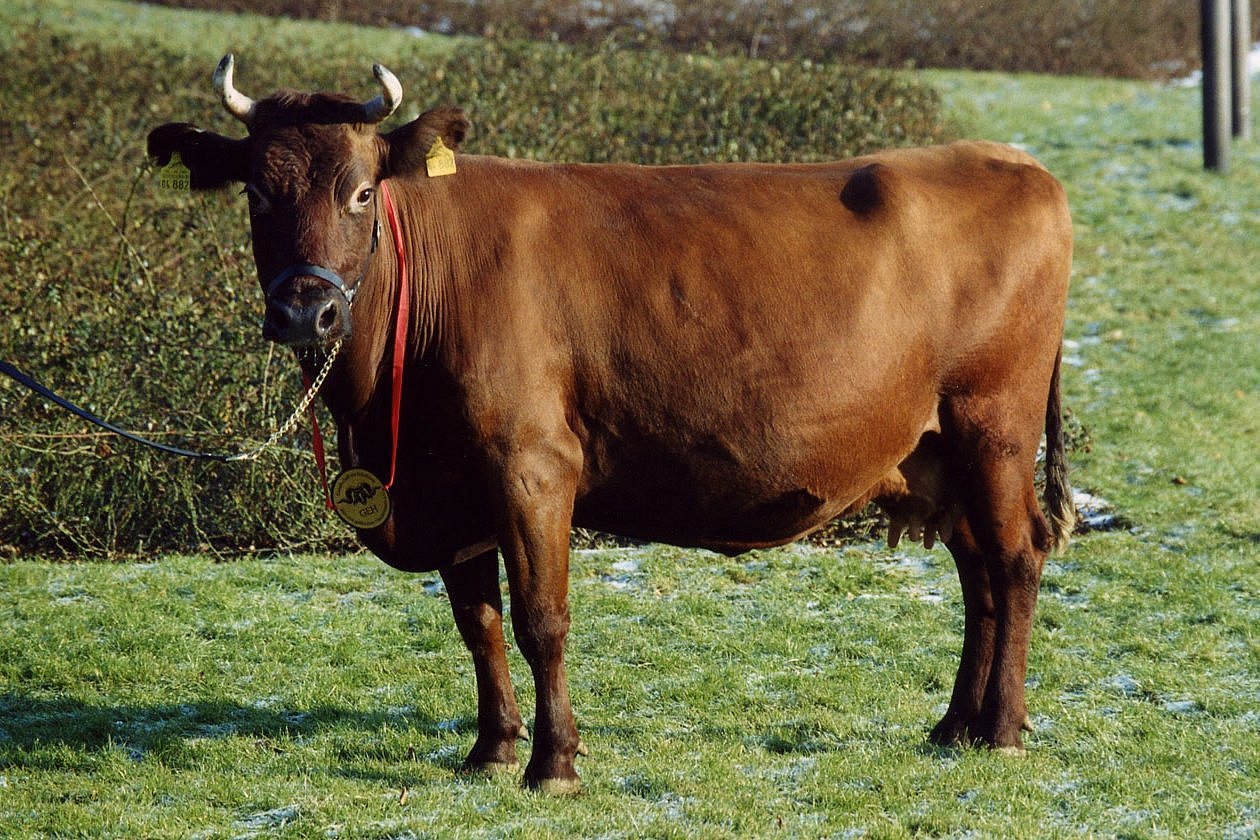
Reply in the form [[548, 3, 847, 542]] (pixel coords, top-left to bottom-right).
[[571, 398, 930, 552], [567, 304, 944, 551], [574, 480, 844, 554]]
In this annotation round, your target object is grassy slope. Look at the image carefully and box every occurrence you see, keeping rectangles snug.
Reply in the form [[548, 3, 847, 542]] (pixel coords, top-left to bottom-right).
[[0, 0, 461, 61], [0, 1, 1258, 837]]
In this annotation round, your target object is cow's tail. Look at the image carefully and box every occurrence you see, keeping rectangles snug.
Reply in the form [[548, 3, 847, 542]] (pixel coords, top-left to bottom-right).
[[1043, 347, 1076, 553]]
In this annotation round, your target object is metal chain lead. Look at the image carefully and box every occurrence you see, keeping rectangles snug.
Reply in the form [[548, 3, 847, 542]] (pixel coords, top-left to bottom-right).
[[227, 339, 342, 462]]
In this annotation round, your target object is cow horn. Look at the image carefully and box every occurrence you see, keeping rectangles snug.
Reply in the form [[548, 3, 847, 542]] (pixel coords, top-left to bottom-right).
[[213, 54, 256, 125], [360, 63, 403, 123]]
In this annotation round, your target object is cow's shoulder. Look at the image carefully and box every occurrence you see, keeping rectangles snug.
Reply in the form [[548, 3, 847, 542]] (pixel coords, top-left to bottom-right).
[[854, 140, 1044, 180], [851, 141, 1066, 217]]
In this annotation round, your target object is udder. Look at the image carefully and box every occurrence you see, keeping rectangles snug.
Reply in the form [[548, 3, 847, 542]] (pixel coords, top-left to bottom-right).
[[867, 431, 962, 550]]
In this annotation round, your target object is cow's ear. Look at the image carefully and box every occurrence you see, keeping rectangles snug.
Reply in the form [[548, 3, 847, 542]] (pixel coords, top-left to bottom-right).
[[382, 106, 470, 178], [147, 122, 250, 190]]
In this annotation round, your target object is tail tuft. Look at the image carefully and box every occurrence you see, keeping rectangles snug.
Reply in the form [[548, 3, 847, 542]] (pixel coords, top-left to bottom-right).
[[1043, 348, 1075, 553]]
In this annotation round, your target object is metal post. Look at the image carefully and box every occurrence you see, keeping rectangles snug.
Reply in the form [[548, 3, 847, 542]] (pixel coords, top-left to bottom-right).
[[1202, 0, 1231, 172], [1231, 0, 1251, 140]]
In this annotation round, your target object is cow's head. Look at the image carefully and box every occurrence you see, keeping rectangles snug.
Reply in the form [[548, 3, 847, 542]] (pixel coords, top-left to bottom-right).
[[148, 55, 468, 348]]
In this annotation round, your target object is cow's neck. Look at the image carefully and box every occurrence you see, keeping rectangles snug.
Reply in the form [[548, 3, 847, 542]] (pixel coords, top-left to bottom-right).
[[313, 175, 465, 451]]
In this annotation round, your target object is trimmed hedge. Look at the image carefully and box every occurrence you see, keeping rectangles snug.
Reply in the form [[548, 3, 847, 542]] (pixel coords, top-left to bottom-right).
[[439, 37, 947, 163]]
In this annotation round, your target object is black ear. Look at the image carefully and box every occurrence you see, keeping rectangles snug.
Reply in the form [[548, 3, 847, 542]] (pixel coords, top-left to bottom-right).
[[147, 122, 250, 190], [382, 106, 470, 178]]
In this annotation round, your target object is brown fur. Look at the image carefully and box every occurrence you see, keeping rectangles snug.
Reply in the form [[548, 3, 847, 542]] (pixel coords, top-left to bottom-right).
[[150, 84, 1074, 791]]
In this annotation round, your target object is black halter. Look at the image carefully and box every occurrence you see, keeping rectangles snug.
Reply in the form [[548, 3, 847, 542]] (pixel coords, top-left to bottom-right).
[[264, 202, 381, 306]]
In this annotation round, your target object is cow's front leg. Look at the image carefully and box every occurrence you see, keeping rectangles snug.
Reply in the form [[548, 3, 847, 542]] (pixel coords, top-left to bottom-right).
[[495, 444, 584, 794], [440, 548, 527, 774]]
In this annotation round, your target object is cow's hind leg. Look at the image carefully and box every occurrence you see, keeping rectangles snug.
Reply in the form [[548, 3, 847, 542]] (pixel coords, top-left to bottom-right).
[[933, 515, 1041, 747], [937, 402, 1053, 752], [440, 549, 528, 774]]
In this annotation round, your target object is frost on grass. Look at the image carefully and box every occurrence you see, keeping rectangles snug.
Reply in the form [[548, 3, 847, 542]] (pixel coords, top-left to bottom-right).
[[426, 743, 461, 764], [1100, 673, 1141, 697], [1073, 490, 1120, 532], [614, 775, 698, 822], [45, 578, 93, 606], [1160, 698, 1202, 715], [879, 551, 950, 604], [1223, 808, 1258, 840], [196, 722, 239, 738], [602, 557, 643, 590], [573, 548, 645, 591], [234, 805, 300, 835]]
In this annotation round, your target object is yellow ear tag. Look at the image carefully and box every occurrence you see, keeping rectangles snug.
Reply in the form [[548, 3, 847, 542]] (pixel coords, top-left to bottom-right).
[[331, 468, 392, 530], [158, 151, 191, 191], [425, 137, 457, 178]]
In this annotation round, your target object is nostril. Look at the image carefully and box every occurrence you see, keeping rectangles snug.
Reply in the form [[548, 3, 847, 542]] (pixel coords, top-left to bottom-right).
[[263, 294, 346, 347], [316, 299, 339, 336]]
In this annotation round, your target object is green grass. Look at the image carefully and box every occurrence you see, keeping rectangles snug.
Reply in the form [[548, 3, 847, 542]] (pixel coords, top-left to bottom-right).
[[0, 0, 463, 62], [1, 1, 1259, 837], [1, 544, 1256, 837]]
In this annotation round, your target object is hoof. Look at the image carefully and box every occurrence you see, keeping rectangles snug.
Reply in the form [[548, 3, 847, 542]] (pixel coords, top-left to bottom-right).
[[521, 739, 584, 793], [928, 717, 970, 747], [461, 759, 520, 777], [1021, 715, 1036, 733], [536, 776, 583, 796], [976, 726, 1027, 755]]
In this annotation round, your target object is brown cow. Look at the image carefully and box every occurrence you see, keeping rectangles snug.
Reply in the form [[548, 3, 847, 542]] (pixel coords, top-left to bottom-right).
[[148, 56, 1075, 793]]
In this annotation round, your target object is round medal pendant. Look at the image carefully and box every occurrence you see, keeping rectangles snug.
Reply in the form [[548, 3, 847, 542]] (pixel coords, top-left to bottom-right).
[[331, 468, 392, 529]]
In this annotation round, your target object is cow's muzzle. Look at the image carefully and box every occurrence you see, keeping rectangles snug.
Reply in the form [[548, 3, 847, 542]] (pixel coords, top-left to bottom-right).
[[263, 263, 355, 348]]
